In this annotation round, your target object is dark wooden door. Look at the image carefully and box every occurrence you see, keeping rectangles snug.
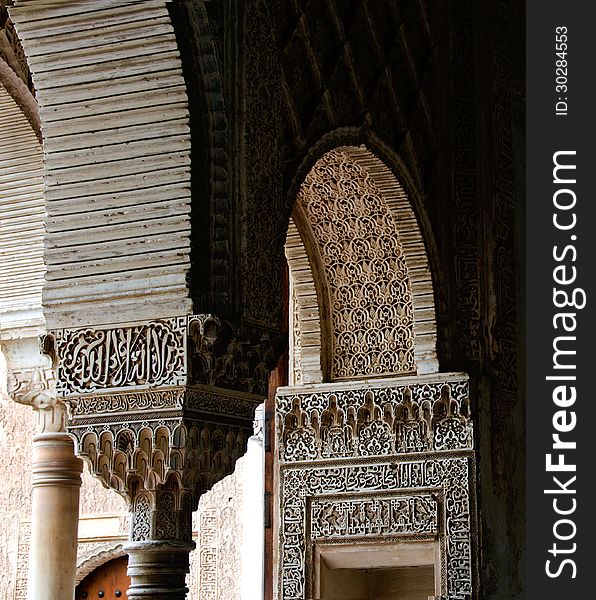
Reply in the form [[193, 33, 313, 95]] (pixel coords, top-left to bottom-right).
[[75, 556, 130, 600]]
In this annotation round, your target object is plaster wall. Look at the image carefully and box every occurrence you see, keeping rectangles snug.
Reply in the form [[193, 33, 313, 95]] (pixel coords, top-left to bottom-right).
[[0, 352, 126, 599]]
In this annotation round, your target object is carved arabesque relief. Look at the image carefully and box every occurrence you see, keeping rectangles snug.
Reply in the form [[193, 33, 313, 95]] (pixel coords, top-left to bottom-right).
[[50, 315, 280, 399], [241, 0, 284, 326], [280, 379, 471, 463], [311, 493, 439, 540], [295, 149, 416, 381], [277, 375, 476, 600], [8, 365, 67, 433], [54, 318, 188, 396], [187, 316, 280, 397], [195, 406, 264, 600], [52, 315, 264, 548]]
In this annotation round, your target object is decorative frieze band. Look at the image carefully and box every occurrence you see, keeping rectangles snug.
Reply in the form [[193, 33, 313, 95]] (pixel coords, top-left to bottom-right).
[[69, 385, 262, 422], [53, 317, 188, 396], [49, 314, 281, 398], [278, 374, 472, 463], [72, 387, 184, 417], [279, 456, 475, 600], [310, 492, 439, 540]]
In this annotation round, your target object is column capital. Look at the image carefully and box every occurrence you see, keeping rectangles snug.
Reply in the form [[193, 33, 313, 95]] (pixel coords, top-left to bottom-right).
[[43, 314, 275, 598], [7, 366, 68, 434]]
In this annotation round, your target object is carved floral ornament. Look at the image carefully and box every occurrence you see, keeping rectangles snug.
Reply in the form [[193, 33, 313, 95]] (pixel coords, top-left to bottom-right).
[[276, 374, 476, 600], [279, 379, 472, 462], [36, 315, 270, 544], [295, 149, 416, 380], [7, 365, 68, 433]]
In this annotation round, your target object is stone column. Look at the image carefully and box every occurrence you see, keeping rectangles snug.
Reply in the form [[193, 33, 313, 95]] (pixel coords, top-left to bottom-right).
[[125, 541, 195, 600], [124, 488, 196, 600], [45, 315, 275, 600], [9, 366, 83, 600]]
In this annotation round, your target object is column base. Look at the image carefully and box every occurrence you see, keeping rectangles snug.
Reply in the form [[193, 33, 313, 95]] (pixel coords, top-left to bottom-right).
[[124, 540, 196, 600]]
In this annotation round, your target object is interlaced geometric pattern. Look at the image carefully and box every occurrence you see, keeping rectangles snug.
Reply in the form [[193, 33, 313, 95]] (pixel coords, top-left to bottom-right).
[[297, 149, 415, 380]]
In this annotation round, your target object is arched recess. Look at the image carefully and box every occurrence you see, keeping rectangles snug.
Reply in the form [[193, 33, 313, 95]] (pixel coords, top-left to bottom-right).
[[0, 58, 45, 341], [286, 144, 439, 384], [75, 542, 126, 585], [277, 138, 476, 600]]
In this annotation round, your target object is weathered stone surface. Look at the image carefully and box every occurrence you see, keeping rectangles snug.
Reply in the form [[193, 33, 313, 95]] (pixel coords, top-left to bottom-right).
[[0, 82, 44, 341]]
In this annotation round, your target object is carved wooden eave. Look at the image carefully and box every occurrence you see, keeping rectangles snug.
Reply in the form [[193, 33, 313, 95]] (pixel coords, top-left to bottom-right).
[[9, 0, 193, 330], [0, 76, 44, 342]]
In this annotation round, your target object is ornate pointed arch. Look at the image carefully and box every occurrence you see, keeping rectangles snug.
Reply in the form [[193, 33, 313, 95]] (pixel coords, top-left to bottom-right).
[[286, 141, 439, 383]]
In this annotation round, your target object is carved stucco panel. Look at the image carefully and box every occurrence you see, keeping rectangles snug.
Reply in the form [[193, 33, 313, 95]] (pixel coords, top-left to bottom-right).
[[196, 456, 245, 600], [276, 376, 476, 600], [296, 149, 416, 380], [53, 317, 188, 396]]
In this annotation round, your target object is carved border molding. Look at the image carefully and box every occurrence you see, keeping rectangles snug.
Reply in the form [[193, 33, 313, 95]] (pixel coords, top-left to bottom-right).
[[279, 455, 474, 600], [13, 521, 29, 600], [278, 375, 472, 462], [198, 508, 219, 600], [68, 385, 262, 427], [309, 491, 439, 540], [276, 374, 476, 600], [75, 541, 126, 585]]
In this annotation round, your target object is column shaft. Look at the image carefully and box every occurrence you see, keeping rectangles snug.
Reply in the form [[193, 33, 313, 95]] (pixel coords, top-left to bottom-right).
[[28, 433, 83, 600]]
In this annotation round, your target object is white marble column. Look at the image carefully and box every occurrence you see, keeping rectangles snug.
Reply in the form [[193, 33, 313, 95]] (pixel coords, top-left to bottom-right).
[[9, 365, 83, 600]]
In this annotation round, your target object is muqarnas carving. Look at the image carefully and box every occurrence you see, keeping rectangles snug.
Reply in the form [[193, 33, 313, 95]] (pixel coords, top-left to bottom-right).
[[276, 375, 476, 600], [281, 380, 472, 463]]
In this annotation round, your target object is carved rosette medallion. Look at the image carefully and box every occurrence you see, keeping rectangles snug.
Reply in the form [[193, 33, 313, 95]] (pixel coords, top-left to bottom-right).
[[276, 373, 477, 600]]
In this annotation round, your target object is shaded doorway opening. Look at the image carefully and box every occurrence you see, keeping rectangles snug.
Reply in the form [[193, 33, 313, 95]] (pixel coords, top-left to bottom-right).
[[315, 541, 440, 600], [320, 565, 435, 600]]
